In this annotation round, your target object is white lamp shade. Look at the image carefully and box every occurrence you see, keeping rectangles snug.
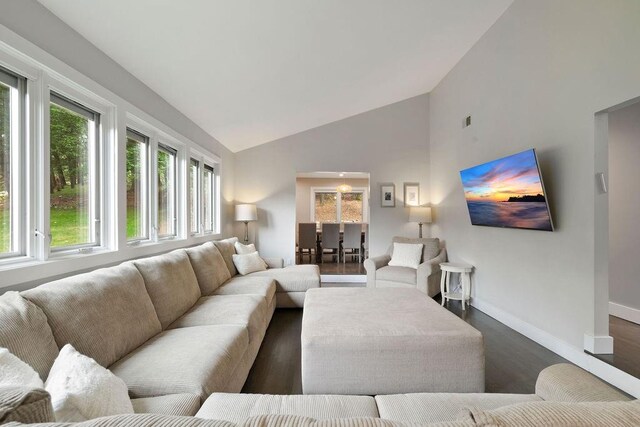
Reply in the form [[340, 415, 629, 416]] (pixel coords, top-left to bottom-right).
[[409, 206, 432, 224], [235, 204, 257, 222]]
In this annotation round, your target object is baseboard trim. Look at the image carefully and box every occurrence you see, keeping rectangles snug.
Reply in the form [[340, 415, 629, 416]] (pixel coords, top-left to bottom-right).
[[470, 297, 640, 398], [584, 333, 614, 354], [320, 274, 366, 283], [609, 301, 640, 325]]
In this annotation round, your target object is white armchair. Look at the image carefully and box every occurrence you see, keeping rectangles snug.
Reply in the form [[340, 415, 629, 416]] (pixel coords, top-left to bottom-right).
[[364, 236, 447, 297]]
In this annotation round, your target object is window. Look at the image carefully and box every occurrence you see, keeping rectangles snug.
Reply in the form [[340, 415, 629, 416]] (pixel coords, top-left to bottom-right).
[[0, 68, 24, 258], [126, 128, 149, 241], [203, 164, 215, 233], [49, 93, 100, 250], [312, 188, 367, 223], [314, 192, 338, 223], [189, 158, 200, 235], [157, 144, 176, 238]]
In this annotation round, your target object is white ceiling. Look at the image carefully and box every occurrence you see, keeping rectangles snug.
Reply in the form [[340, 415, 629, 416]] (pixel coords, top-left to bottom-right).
[[297, 172, 369, 179], [38, 0, 512, 153]]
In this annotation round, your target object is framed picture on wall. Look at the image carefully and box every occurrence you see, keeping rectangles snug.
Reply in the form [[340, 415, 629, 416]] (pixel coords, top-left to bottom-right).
[[380, 183, 395, 207], [404, 182, 420, 207]]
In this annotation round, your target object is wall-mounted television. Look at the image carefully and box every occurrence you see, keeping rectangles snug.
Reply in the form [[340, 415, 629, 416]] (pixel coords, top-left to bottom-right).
[[459, 149, 553, 231]]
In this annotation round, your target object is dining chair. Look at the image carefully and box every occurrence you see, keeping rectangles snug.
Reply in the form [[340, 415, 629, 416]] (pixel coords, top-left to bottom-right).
[[321, 223, 340, 263], [363, 224, 369, 260], [342, 223, 363, 263], [298, 223, 317, 264]]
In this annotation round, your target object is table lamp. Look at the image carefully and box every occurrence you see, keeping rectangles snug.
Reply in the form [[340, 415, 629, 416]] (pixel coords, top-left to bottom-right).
[[235, 204, 257, 243], [409, 206, 432, 238]]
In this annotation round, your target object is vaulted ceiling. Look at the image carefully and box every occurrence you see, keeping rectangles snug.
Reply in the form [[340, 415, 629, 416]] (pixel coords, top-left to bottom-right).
[[38, 0, 513, 152]]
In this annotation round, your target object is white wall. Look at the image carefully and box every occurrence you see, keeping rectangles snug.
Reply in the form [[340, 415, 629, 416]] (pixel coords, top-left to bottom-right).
[[429, 0, 640, 351], [609, 101, 640, 313], [296, 177, 370, 224], [234, 94, 429, 262]]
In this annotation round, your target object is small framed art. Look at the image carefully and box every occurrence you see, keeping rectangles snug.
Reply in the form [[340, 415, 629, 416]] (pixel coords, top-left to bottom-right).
[[380, 183, 395, 207], [404, 182, 420, 207]]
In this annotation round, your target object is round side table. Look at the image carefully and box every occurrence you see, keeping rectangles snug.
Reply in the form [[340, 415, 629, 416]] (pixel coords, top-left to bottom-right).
[[440, 262, 474, 310]]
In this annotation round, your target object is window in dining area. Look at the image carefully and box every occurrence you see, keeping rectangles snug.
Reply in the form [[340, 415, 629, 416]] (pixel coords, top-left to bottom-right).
[[312, 189, 365, 223]]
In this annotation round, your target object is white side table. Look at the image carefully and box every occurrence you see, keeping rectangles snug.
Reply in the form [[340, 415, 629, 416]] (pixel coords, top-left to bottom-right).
[[440, 262, 474, 310]]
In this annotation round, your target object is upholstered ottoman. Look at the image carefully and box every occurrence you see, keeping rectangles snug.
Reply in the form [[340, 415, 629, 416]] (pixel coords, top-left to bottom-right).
[[301, 288, 485, 395]]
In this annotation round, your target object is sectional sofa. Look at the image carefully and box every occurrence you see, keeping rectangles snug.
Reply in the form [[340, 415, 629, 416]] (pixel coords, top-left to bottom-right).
[[0, 237, 319, 410], [1, 364, 638, 426]]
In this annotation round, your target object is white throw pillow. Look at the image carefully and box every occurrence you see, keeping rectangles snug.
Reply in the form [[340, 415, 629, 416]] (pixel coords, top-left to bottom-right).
[[388, 242, 424, 269], [0, 347, 44, 389], [234, 241, 257, 255], [45, 344, 133, 422], [232, 251, 268, 275]]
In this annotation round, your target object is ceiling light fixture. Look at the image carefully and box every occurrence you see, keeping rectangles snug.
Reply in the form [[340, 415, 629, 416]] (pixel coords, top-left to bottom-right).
[[337, 173, 352, 193]]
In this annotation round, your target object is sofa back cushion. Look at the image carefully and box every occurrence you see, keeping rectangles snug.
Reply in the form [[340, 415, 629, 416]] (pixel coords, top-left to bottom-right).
[[22, 263, 161, 368], [0, 292, 59, 381], [214, 237, 239, 276], [390, 237, 440, 263], [133, 250, 201, 329], [185, 242, 232, 295]]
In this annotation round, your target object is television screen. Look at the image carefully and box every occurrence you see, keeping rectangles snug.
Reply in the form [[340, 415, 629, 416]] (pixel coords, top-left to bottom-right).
[[459, 149, 553, 231]]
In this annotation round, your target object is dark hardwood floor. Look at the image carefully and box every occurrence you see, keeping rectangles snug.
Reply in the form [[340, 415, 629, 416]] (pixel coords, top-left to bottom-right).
[[243, 291, 568, 395], [592, 315, 640, 379]]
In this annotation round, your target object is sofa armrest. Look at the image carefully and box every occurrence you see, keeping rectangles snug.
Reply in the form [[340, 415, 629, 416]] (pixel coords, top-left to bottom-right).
[[364, 255, 391, 288], [416, 248, 447, 294], [535, 363, 631, 402], [263, 257, 284, 269]]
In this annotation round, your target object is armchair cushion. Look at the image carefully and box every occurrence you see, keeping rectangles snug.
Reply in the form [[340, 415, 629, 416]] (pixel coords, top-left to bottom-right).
[[390, 237, 440, 263], [376, 266, 417, 285]]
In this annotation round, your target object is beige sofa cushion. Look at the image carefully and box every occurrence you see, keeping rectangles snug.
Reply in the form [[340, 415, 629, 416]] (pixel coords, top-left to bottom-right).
[[22, 263, 161, 368], [375, 393, 540, 423], [214, 237, 240, 276], [132, 394, 201, 416], [197, 393, 379, 423], [248, 265, 320, 293], [133, 250, 201, 329], [110, 325, 248, 401], [375, 266, 417, 285], [390, 237, 440, 263], [0, 292, 59, 381], [170, 295, 266, 342], [471, 400, 640, 427], [214, 276, 276, 307], [186, 242, 231, 295]]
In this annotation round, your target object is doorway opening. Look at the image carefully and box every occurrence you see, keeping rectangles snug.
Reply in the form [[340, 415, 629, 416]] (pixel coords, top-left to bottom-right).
[[593, 97, 640, 380], [295, 172, 370, 279]]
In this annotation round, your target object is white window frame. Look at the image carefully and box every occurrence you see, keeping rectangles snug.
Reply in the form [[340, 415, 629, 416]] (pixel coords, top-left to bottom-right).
[[125, 127, 150, 244], [202, 163, 216, 234], [41, 72, 116, 259], [189, 148, 220, 235], [0, 67, 26, 260], [310, 187, 369, 224], [189, 157, 201, 236]]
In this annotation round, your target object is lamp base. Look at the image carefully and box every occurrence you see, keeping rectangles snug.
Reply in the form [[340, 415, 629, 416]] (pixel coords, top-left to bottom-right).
[[418, 223, 424, 239], [243, 221, 249, 244]]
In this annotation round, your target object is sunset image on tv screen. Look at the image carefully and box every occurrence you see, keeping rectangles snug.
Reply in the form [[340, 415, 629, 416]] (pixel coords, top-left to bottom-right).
[[459, 149, 553, 231]]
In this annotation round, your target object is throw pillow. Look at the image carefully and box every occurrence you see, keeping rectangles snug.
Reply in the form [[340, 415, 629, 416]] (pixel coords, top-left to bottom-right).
[[234, 242, 257, 255], [232, 251, 268, 275], [0, 347, 45, 389], [45, 344, 133, 422], [388, 242, 424, 269]]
